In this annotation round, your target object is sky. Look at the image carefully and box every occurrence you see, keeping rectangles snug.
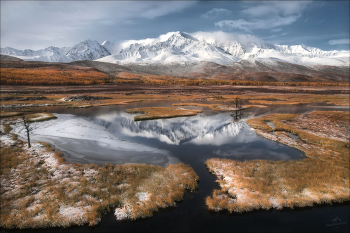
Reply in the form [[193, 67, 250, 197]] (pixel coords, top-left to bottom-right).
[[1, 0, 349, 51]]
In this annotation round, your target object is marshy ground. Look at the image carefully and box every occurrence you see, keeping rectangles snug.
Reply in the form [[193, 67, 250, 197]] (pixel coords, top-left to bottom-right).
[[206, 111, 349, 212], [0, 84, 349, 229], [0, 118, 198, 229]]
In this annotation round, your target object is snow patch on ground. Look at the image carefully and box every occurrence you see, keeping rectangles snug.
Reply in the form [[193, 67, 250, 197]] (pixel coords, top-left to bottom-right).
[[59, 206, 86, 221], [114, 205, 133, 220], [138, 192, 150, 202]]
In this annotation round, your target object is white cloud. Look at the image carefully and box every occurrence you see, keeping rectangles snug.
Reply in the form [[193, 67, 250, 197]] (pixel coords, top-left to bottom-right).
[[201, 8, 232, 19], [328, 39, 350, 45], [0, 1, 196, 49], [192, 31, 266, 47], [215, 1, 311, 32], [241, 1, 310, 17], [117, 30, 266, 51], [215, 15, 300, 32]]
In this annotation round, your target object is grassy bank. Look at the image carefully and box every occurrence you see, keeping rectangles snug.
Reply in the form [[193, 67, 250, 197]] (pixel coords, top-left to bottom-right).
[[0, 118, 199, 229], [126, 107, 203, 121], [205, 111, 349, 213], [1, 93, 349, 112], [25, 113, 57, 122]]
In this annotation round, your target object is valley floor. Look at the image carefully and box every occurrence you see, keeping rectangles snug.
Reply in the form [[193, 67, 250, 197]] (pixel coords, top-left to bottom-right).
[[0, 84, 349, 229], [1, 84, 349, 96]]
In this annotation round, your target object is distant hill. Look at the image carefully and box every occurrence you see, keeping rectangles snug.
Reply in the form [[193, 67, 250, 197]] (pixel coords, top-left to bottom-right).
[[1, 55, 348, 84], [69, 60, 349, 83], [0, 54, 23, 62]]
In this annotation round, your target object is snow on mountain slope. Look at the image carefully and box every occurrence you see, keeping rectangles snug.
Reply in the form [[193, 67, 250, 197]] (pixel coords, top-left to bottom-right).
[[0, 46, 71, 62], [1, 31, 349, 66], [101, 41, 120, 54], [97, 31, 349, 66], [65, 40, 110, 61], [1, 40, 110, 63]]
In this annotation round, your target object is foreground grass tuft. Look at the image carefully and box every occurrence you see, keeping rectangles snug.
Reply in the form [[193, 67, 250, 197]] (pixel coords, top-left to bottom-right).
[[206, 111, 350, 213], [0, 121, 199, 229]]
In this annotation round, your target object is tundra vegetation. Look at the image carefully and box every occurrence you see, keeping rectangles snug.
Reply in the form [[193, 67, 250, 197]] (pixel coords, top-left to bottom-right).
[[0, 67, 109, 85], [1, 90, 349, 229], [25, 113, 57, 122], [0, 93, 348, 111], [0, 112, 24, 118], [172, 102, 265, 111], [126, 107, 203, 121], [206, 111, 350, 213], [0, 117, 199, 229], [1, 66, 349, 87]]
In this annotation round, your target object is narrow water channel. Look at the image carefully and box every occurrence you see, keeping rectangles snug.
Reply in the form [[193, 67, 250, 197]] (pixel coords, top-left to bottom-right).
[[6, 101, 349, 233]]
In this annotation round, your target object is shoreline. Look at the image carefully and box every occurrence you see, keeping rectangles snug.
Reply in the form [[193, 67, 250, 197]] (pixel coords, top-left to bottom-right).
[[0, 117, 199, 229], [205, 111, 349, 213]]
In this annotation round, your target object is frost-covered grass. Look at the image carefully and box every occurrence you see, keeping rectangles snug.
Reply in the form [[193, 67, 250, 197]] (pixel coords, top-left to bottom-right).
[[0, 119, 199, 229], [126, 107, 203, 121], [206, 111, 350, 213]]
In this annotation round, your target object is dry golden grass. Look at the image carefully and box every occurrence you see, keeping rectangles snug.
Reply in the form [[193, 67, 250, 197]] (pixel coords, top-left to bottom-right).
[[0, 67, 108, 85], [25, 113, 57, 122], [0, 112, 24, 118], [126, 107, 203, 121], [206, 111, 350, 213], [327, 101, 350, 106], [241, 94, 349, 104], [249, 100, 305, 105], [0, 121, 199, 229], [172, 103, 252, 111], [241, 105, 268, 108], [1, 93, 347, 113], [173, 103, 221, 111], [111, 75, 349, 87], [66, 105, 93, 109]]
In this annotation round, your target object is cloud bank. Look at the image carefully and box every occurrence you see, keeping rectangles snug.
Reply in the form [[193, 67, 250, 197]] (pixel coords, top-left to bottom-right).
[[328, 39, 350, 45], [201, 8, 232, 19], [215, 1, 311, 32], [0, 1, 196, 49]]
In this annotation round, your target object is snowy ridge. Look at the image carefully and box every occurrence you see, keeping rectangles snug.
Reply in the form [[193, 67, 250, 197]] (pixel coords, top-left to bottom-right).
[[1, 31, 349, 66], [1, 40, 110, 63]]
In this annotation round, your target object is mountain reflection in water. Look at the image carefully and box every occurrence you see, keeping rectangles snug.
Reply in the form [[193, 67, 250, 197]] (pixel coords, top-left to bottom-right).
[[90, 111, 303, 162]]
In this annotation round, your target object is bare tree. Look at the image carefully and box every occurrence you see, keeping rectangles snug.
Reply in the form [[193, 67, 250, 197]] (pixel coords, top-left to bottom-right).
[[233, 96, 242, 110], [22, 115, 33, 148]]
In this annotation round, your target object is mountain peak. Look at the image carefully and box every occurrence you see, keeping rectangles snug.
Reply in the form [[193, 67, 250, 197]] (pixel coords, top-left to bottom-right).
[[167, 31, 198, 42], [1, 32, 349, 66]]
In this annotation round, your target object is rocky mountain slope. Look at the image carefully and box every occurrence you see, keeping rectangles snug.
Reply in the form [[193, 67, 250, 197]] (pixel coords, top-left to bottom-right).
[[1, 32, 349, 67]]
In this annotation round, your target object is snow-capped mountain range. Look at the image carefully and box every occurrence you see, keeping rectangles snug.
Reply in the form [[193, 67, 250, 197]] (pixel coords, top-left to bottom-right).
[[1, 31, 349, 66]]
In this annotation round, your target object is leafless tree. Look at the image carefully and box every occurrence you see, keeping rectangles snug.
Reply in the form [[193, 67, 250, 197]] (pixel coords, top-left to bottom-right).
[[22, 115, 33, 148], [233, 96, 242, 110]]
